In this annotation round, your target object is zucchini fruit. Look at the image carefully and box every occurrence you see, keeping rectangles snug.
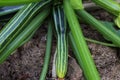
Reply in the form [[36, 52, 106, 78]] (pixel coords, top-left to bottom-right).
[[0, 0, 51, 53], [53, 5, 68, 79], [0, 8, 50, 64]]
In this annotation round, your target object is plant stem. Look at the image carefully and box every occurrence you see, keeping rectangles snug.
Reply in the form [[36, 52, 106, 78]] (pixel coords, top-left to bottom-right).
[[39, 21, 53, 80], [91, 0, 120, 16], [69, 32, 117, 47], [76, 10, 120, 47], [63, 0, 100, 80], [83, 0, 120, 11], [85, 38, 117, 47]]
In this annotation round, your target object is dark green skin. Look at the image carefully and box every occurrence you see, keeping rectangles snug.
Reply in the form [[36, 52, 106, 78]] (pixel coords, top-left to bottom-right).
[[0, 8, 50, 64], [53, 5, 68, 78], [0, 0, 51, 53]]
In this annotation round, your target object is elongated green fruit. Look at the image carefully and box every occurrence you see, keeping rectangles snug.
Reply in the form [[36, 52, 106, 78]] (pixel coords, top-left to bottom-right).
[[0, 0, 41, 6], [0, 9, 50, 64], [76, 10, 120, 47], [39, 21, 53, 80], [63, 0, 100, 80], [0, 3, 36, 51], [53, 5, 68, 79], [0, 6, 23, 16], [92, 0, 120, 16], [0, 0, 51, 53]]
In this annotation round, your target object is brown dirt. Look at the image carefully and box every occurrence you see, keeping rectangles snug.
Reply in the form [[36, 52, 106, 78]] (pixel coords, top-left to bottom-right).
[[0, 9, 120, 80]]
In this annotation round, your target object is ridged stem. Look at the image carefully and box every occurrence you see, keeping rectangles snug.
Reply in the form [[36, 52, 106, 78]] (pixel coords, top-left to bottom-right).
[[76, 10, 120, 47], [63, 0, 100, 80], [39, 21, 53, 80]]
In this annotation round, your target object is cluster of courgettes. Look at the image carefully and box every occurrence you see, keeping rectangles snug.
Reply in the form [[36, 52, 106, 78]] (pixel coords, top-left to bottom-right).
[[0, 0, 120, 80]]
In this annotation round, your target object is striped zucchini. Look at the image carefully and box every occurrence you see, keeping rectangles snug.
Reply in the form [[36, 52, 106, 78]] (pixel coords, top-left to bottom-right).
[[0, 8, 50, 64], [53, 5, 68, 79], [0, 0, 51, 53]]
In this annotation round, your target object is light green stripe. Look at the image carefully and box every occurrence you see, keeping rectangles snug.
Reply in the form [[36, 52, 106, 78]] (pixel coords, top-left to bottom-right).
[[0, 4, 34, 44], [53, 5, 68, 78]]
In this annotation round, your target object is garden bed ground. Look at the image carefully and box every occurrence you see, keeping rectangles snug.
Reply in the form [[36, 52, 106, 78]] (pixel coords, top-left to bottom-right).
[[0, 9, 120, 80]]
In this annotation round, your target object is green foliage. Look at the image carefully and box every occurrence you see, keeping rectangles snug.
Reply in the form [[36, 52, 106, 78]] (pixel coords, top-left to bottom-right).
[[1, 0, 120, 80]]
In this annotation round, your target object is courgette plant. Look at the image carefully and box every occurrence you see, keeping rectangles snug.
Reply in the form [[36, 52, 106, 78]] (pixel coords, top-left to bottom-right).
[[0, 0, 120, 80]]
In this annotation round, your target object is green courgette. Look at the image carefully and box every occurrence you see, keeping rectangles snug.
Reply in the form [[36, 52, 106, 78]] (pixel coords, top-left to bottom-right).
[[0, 0, 51, 53], [0, 8, 50, 64], [53, 5, 68, 79]]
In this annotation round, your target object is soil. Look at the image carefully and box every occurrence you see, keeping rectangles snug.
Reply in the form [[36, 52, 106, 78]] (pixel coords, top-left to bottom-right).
[[0, 6, 120, 80]]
